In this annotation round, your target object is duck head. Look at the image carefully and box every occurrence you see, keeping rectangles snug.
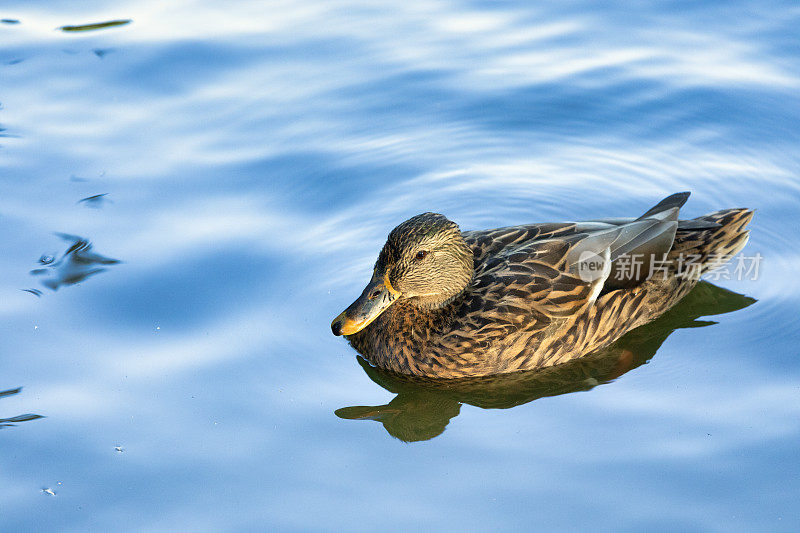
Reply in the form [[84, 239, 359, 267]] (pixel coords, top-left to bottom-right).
[[331, 212, 474, 336]]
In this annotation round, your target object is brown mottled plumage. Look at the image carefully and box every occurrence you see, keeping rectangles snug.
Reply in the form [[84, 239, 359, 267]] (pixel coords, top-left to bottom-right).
[[331, 192, 753, 378]]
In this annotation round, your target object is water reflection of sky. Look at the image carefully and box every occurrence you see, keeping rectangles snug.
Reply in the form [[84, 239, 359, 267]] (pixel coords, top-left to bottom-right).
[[1, 0, 799, 530]]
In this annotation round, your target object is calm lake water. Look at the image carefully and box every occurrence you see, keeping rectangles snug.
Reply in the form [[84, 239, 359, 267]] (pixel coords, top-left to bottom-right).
[[1, 1, 799, 530]]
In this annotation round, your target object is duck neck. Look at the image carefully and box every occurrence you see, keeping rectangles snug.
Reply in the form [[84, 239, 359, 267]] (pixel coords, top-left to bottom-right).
[[412, 246, 474, 310]]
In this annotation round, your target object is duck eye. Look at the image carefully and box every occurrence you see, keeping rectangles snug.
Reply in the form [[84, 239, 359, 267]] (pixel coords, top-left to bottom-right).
[[415, 250, 428, 260]]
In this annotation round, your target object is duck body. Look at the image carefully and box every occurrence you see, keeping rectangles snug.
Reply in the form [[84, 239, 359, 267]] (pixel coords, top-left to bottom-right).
[[332, 193, 753, 378]]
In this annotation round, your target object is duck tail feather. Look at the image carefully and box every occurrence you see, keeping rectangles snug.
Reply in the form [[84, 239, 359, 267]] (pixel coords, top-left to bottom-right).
[[670, 208, 754, 274]]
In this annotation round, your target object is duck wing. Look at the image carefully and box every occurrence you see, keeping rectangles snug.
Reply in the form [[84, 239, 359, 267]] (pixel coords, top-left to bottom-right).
[[570, 191, 691, 289], [437, 193, 692, 367], [465, 191, 693, 296], [470, 236, 610, 323]]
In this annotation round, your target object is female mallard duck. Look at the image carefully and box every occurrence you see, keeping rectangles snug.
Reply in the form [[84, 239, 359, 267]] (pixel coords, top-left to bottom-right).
[[331, 192, 753, 378]]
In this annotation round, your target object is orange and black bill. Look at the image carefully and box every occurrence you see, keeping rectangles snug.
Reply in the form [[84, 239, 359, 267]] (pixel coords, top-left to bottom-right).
[[331, 274, 400, 336]]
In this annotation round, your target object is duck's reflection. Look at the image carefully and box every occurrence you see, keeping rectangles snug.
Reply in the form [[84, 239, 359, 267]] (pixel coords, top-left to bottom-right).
[[336, 282, 755, 442], [0, 387, 43, 429], [29, 233, 120, 291]]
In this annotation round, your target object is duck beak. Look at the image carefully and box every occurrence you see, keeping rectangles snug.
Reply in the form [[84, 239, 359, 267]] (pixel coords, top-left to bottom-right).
[[331, 274, 401, 336]]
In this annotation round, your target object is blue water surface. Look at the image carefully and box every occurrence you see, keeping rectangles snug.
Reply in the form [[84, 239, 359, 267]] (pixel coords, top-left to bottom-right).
[[1, 1, 799, 530]]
